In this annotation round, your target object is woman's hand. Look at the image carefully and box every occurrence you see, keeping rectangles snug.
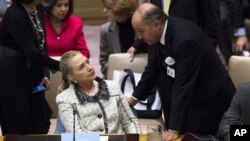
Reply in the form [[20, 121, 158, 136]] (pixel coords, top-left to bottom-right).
[[39, 77, 50, 90]]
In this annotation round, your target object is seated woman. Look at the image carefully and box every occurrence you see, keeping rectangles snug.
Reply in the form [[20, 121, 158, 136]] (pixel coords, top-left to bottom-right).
[[44, 0, 90, 58], [56, 51, 141, 133], [217, 82, 250, 141]]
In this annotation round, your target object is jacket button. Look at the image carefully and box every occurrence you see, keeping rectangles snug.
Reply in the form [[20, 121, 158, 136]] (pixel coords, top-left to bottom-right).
[[97, 114, 102, 118]]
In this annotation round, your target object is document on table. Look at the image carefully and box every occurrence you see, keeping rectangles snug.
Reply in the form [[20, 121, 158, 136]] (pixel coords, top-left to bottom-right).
[[100, 136, 109, 141]]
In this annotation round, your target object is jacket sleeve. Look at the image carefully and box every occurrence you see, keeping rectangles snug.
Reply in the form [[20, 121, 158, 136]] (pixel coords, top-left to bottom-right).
[[114, 83, 141, 133], [200, 0, 220, 47], [132, 39, 148, 53], [217, 86, 243, 141], [132, 45, 161, 100], [56, 93, 85, 132], [99, 25, 109, 78], [224, 0, 244, 28]]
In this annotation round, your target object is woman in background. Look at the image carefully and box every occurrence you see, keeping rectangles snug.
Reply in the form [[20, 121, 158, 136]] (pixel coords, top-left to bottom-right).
[[0, 0, 60, 135], [99, 0, 147, 79], [56, 51, 140, 133], [44, 0, 90, 57]]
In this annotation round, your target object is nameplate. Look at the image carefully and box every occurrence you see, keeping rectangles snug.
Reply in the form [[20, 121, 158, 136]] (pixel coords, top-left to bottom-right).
[[61, 132, 99, 141]]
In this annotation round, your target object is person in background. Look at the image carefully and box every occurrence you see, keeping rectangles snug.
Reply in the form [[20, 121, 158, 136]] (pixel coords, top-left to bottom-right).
[[56, 51, 140, 133], [44, 0, 90, 58], [149, 0, 219, 48], [218, 0, 249, 63], [127, 3, 235, 141], [217, 82, 250, 141], [0, 0, 11, 21], [0, 0, 60, 135], [99, 0, 147, 79]]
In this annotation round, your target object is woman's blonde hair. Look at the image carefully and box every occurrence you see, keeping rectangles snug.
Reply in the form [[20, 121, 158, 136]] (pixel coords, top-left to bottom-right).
[[104, 0, 138, 18], [57, 51, 80, 93]]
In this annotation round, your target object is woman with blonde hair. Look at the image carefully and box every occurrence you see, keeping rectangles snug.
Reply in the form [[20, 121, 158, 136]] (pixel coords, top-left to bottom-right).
[[56, 51, 140, 133]]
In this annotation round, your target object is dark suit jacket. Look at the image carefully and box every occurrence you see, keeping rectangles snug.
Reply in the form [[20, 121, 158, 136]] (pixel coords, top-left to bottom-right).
[[132, 17, 235, 135], [217, 82, 250, 141], [150, 0, 219, 47]]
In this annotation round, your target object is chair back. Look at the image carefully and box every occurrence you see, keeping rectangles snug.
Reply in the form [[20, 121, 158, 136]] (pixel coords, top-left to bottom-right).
[[228, 56, 250, 87], [107, 53, 148, 80]]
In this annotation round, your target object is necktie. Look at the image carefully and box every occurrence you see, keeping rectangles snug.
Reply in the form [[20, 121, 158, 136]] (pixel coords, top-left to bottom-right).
[[163, 0, 170, 16]]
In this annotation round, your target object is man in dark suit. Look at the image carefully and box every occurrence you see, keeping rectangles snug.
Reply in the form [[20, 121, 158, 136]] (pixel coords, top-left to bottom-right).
[[127, 3, 235, 141], [217, 82, 250, 141]]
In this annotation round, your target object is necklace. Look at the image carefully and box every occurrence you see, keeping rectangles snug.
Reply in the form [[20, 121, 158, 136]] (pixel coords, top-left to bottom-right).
[[22, 4, 45, 52]]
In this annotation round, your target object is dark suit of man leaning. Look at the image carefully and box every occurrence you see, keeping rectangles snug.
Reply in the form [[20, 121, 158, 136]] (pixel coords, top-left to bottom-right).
[[126, 3, 235, 141]]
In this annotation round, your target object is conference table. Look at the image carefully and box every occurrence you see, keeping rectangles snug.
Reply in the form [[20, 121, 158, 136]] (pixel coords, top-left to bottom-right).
[[0, 134, 184, 141]]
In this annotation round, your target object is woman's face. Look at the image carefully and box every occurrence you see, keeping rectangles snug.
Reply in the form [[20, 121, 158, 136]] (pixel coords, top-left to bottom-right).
[[51, 0, 69, 21], [103, 3, 116, 22], [68, 54, 96, 84]]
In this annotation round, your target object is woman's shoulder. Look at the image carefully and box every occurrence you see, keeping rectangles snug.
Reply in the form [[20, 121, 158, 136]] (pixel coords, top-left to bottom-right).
[[104, 80, 122, 95], [67, 15, 83, 24], [56, 86, 78, 103], [4, 3, 25, 18], [101, 21, 116, 32]]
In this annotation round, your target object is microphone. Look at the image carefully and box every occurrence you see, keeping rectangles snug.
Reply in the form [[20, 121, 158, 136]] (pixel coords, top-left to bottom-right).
[[72, 103, 80, 118], [72, 103, 79, 141]]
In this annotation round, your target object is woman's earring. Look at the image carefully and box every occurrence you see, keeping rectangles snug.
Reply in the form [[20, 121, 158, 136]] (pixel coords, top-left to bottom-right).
[[74, 80, 77, 84]]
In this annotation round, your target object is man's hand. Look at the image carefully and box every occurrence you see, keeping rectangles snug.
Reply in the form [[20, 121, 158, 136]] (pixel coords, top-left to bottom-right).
[[125, 96, 138, 106], [127, 46, 136, 62], [235, 36, 249, 54], [163, 130, 180, 141]]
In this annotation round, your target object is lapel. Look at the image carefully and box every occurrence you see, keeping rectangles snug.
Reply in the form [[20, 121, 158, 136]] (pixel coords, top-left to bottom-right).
[[161, 18, 175, 76], [164, 18, 174, 56], [108, 22, 122, 53]]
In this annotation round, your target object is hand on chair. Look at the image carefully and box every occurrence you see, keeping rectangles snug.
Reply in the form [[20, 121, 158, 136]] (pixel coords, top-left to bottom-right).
[[127, 46, 137, 62]]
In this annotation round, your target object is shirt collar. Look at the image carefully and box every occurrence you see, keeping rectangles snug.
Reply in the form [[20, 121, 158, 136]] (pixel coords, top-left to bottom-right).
[[160, 21, 168, 45]]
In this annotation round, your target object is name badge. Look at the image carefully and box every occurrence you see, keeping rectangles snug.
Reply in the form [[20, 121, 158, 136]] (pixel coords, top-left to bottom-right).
[[167, 66, 175, 78]]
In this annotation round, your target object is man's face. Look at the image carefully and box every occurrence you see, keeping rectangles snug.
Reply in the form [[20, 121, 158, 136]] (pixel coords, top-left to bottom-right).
[[132, 12, 161, 45]]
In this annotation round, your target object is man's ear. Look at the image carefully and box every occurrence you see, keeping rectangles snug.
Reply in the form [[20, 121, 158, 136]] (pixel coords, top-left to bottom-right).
[[154, 20, 161, 29]]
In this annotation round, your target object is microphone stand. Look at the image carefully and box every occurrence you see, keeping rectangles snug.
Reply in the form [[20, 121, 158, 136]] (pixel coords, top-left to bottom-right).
[[73, 109, 76, 141]]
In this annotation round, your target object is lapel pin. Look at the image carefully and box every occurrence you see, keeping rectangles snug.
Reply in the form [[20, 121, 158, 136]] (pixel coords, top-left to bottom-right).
[[165, 57, 175, 66]]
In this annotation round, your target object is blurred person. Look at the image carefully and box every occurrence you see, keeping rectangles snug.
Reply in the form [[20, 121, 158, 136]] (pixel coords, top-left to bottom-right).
[[126, 3, 235, 141], [0, 0, 11, 21], [217, 82, 250, 141], [56, 51, 140, 133], [148, 0, 219, 48], [99, 0, 147, 78], [218, 0, 249, 63], [44, 0, 90, 57], [0, 0, 60, 135]]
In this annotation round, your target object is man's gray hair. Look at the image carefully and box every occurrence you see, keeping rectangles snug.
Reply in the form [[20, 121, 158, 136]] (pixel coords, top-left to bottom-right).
[[139, 6, 167, 25]]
